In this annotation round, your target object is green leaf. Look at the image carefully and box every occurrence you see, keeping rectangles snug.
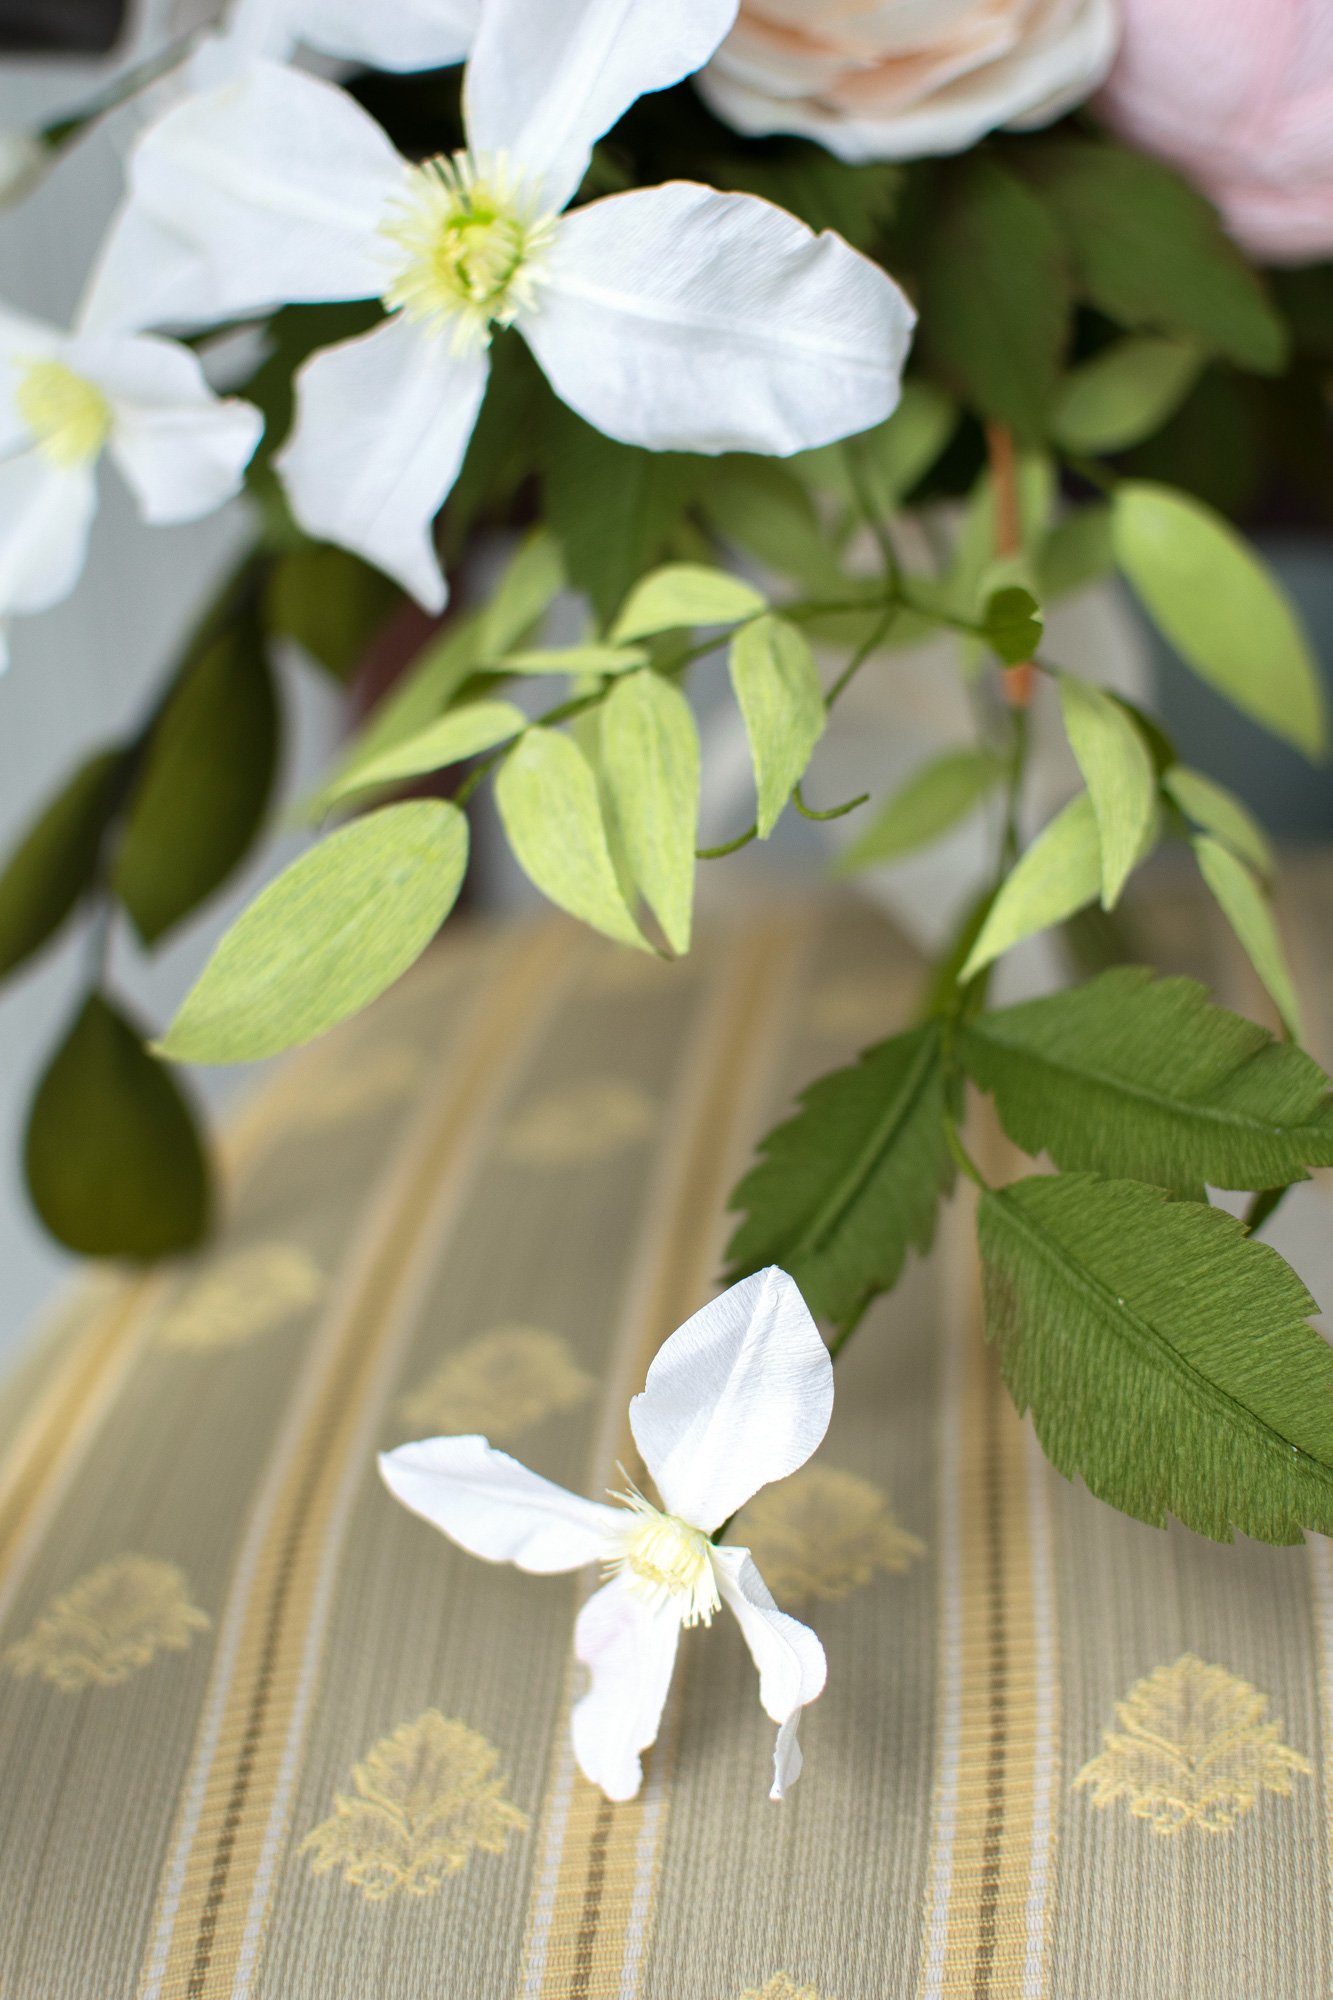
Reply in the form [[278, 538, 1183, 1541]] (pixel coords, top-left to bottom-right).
[[0, 749, 126, 979], [494, 727, 647, 950], [1036, 504, 1115, 600], [797, 380, 958, 515], [321, 701, 527, 806], [961, 792, 1103, 980], [116, 622, 280, 945], [961, 966, 1333, 1196], [728, 613, 826, 839], [543, 407, 704, 624], [984, 585, 1044, 665], [494, 644, 648, 676], [1049, 337, 1203, 454], [726, 1022, 955, 1323], [1113, 482, 1326, 757], [600, 670, 700, 955], [715, 145, 903, 254], [1057, 675, 1157, 908], [159, 802, 469, 1064], [950, 452, 1056, 630], [477, 527, 567, 657], [1193, 834, 1305, 1043], [265, 542, 400, 682], [835, 749, 1003, 874], [978, 1173, 1333, 1542], [26, 993, 210, 1257], [1164, 765, 1274, 880], [611, 564, 766, 642], [699, 457, 845, 594]]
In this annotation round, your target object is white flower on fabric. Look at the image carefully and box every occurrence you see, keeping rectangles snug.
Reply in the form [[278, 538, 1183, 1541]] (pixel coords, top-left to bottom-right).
[[380, 1267, 833, 1803], [79, 0, 915, 612], [0, 301, 261, 666]]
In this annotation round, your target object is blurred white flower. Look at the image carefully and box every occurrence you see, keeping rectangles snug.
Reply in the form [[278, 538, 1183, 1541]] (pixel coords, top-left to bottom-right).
[[189, 0, 480, 86], [381, 1266, 832, 1803]]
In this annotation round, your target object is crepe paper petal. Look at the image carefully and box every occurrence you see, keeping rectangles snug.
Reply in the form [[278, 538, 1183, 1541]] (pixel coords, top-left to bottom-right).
[[296, 0, 479, 70], [0, 454, 98, 621], [379, 1434, 620, 1572], [571, 1574, 682, 1801], [713, 1545, 826, 1798], [523, 181, 914, 455], [629, 1266, 833, 1532]]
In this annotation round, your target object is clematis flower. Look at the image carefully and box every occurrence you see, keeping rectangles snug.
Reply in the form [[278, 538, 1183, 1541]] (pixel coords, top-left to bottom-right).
[[80, 0, 914, 611], [380, 1267, 833, 1803], [189, 0, 480, 86], [0, 301, 262, 666]]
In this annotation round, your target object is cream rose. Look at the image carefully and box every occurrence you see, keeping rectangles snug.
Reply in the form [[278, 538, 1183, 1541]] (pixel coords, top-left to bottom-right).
[[699, 0, 1121, 162]]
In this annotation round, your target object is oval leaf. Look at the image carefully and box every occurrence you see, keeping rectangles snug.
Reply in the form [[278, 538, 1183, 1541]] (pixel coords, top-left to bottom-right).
[[494, 727, 647, 950], [835, 749, 1003, 874], [266, 543, 399, 682], [961, 791, 1103, 980], [729, 613, 826, 839], [601, 670, 700, 955], [476, 527, 567, 656], [323, 701, 527, 805], [1193, 833, 1305, 1043], [1057, 675, 1158, 908], [0, 748, 125, 979], [1050, 337, 1202, 454], [984, 585, 1044, 666], [1163, 765, 1274, 881], [494, 645, 649, 676], [611, 564, 766, 642]]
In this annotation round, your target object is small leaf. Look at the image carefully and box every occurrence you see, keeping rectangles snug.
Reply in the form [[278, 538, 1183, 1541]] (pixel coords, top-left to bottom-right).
[[1193, 834, 1305, 1043], [1057, 676, 1158, 908], [476, 527, 566, 657], [494, 727, 647, 950], [984, 584, 1044, 665], [1049, 337, 1203, 454], [612, 563, 766, 642], [0, 749, 125, 979], [159, 802, 469, 1064], [321, 701, 527, 805], [26, 993, 210, 1257], [1037, 504, 1115, 601], [600, 670, 700, 954], [265, 542, 400, 682], [493, 644, 648, 676], [1112, 481, 1326, 757], [1164, 765, 1273, 880], [961, 792, 1103, 980], [835, 749, 1003, 874], [728, 614, 826, 838]]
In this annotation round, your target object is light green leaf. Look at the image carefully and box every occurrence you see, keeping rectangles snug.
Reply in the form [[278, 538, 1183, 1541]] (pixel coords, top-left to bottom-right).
[[611, 563, 766, 642], [494, 727, 648, 950], [477, 527, 566, 657], [984, 585, 1044, 665], [600, 670, 699, 954], [835, 749, 1003, 874], [1163, 765, 1274, 881], [159, 802, 469, 1064], [1037, 504, 1115, 601], [494, 644, 648, 676], [1193, 834, 1305, 1043], [728, 613, 826, 839], [1050, 337, 1203, 453], [961, 791, 1103, 980], [321, 701, 527, 806], [0, 749, 125, 979], [978, 1173, 1333, 1542], [1057, 675, 1158, 908], [798, 381, 958, 515], [1112, 481, 1327, 757]]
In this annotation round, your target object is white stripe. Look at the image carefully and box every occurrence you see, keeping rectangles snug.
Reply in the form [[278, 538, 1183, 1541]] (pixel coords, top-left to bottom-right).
[[1021, 1420, 1057, 2000]]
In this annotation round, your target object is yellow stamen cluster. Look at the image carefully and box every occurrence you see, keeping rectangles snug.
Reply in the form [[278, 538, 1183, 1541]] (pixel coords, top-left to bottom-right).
[[381, 150, 558, 354], [606, 1483, 721, 1628], [16, 358, 111, 466]]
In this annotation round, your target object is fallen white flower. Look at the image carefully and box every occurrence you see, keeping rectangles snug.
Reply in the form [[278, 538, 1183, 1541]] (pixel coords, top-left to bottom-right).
[[380, 1266, 833, 1803]]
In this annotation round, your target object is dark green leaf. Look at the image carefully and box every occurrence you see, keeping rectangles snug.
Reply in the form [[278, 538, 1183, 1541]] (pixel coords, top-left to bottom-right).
[[543, 406, 704, 624], [0, 749, 125, 978], [984, 584, 1044, 665], [714, 144, 903, 253], [265, 543, 401, 682]]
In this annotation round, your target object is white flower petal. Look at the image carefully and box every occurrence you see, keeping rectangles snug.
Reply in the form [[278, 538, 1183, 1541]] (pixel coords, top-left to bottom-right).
[[524, 182, 913, 455], [275, 314, 486, 611], [379, 1434, 621, 1572], [298, 0, 479, 71], [465, 0, 739, 212], [713, 1544, 826, 1799], [571, 1573, 681, 1802], [0, 452, 97, 621], [0, 304, 63, 456], [628, 1267, 832, 1531]]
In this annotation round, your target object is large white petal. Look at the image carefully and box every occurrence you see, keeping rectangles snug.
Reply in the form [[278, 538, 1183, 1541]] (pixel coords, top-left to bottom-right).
[[571, 1574, 680, 1802], [0, 452, 97, 622], [71, 332, 261, 523], [379, 1434, 620, 1572], [275, 314, 486, 611], [524, 182, 914, 456], [714, 1544, 826, 1800], [298, 0, 479, 71], [466, 0, 739, 213], [628, 1267, 832, 1532]]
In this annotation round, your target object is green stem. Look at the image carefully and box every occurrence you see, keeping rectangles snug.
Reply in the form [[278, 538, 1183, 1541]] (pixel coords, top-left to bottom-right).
[[792, 781, 869, 823], [696, 822, 758, 860], [943, 1114, 987, 1190], [824, 606, 898, 708]]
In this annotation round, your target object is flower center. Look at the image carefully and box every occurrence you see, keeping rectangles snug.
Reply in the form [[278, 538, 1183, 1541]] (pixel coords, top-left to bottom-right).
[[381, 151, 558, 355], [15, 359, 110, 466], [606, 1485, 721, 1628]]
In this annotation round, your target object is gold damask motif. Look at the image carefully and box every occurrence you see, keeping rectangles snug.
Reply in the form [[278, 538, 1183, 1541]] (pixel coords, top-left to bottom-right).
[[157, 1242, 325, 1352], [4, 1555, 210, 1690], [287, 1044, 422, 1128], [1075, 1653, 1312, 1835], [741, 1976, 835, 2000], [397, 1325, 594, 1442], [738, 1466, 924, 1603], [301, 1710, 529, 1899], [501, 1078, 657, 1165]]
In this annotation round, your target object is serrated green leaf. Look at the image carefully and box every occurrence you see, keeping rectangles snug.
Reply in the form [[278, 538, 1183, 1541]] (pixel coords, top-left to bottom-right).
[[477, 527, 566, 657], [1164, 765, 1274, 880], [612, 564, 766, 642], [1037, 504, 1115, 601], [494, 645, 648, 676], [600, 670, 699, 955], [159, 802, 468, 1064], [985, 585, 1044, 665], [978, 1173, 1333, 1542], [494, 727, 647, 950], [1049, 337, 1203, 454], [961, 792, 1103, 980], [265, 542, 400, 681], [1057, 676, 1157, 908], [726, 1022, 955, 1323], [0, 749, 126, 979], [1112, 481, 1326, 757], [961, 966, 1333, 1196], [1193, 834, 1305, 1043], [728, 613, 826, 839], [321, 701, 527, 806], [835, 749, 1003, 874], [26, 993, 210, 1257]]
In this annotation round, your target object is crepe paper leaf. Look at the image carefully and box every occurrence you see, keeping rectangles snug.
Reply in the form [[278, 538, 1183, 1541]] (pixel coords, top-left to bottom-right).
[[726, 1022, 955, 1324], [798, 380, 959, 517], [984, 585, 1044, 665], [265, 542, 400, 682], [116, 622, 280, 946], [159, 802, 469, 1064], [543, 406, 706, 625], [493, 644, 649, 676], [1037, 504, 1115, 601], [1049, 337, 1204, 455], [699, 457, 845, 595], [0, 748, 126, 979], [601, 670, 700, 955], [835, 749, 1004, 875], [1112, 482, 1326, 758], [1057, 676, 1157, 909], [950, 452, 1056, 635], [320, 702, 527, 806], [718, 147, 903, 255], [611, 564, 767, 643], [728, 613, 827, 839], [961, 967, 1333, 1198], [961, 792, 1103, 981], [476, 527, 567, 659], [26, 993, 210, 1257], [978, 1172, 1333, 1543], [494, 727, 648, 951], [1193, 835, 1305, 1044], [1164, 765, 1274, 881]]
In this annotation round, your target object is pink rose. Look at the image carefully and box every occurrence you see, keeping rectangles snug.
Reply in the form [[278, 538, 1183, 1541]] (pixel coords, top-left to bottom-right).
[[699, 0, 1120, 162], [1098, 0, 1333, 264]]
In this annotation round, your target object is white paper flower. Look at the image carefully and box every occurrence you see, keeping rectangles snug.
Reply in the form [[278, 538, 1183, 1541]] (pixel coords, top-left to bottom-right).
[[0, 301, 261, 666], [380, 1267, 833, 1803], [80, 0, 915, 611], [190, 0, 480, 87]]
